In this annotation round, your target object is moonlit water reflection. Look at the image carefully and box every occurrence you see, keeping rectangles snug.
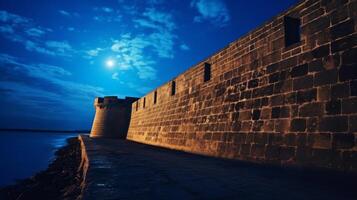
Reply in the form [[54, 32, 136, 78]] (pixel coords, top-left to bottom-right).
[[0, 132, 78, 187]]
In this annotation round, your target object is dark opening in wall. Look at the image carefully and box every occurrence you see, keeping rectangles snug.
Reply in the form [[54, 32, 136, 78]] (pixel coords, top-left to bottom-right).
[[136, 101, 138, 111], [204, 62, 211, 82], [284, 16, 301, 47], [154, 90, 157, 104], [171, 81, 176, 96], [98, 98, 104, 103], [143, 97, 146, 108]]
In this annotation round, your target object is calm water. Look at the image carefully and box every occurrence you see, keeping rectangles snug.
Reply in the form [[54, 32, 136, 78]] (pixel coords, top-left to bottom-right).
[[0, 131, 79, 187]]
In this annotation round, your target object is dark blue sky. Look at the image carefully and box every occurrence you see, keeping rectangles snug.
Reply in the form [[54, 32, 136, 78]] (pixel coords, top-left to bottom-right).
[[0, 0, 298, 130]]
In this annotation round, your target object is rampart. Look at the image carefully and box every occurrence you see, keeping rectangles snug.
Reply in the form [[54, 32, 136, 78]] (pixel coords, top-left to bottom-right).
[[127, 0, 357, 171]]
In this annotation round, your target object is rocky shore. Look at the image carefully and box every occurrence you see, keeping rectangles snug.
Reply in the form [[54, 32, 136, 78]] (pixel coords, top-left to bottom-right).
[[0, 137, 83, 200]]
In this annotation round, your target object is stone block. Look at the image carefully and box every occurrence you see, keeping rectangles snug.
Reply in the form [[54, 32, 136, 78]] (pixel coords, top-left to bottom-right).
[[330, 19, 355, 40], [342, 97, 357, 114], [310, 133, 332, 148], [271, 107, 281, 119], [317, 85, 331, 101], [339, 64, 357, 82], [307, 117, 318, 132], [341, 47, 357, 65], [325, 100, 341, 115], [299, 102, 324, 117], [331, 82, 350, 99], [248, 79, 259, 88], [269, 72, 280, 83], [297, 88, 316, 103], [331, 34, 357, 53], [290, 118, 306, 132], [349, 115, 357, 132], [265, 145, 280, 160], [290, 63, 308, 77], [311, 45, 329, 59], [308, 59, 324, 72], [293, 75, 313, 90], [314, 69, 338, 86], [332, 133, 355, 149], [319, 116, 348, 132], [252, 109, 261, 120], [351, 80, 357, 96]]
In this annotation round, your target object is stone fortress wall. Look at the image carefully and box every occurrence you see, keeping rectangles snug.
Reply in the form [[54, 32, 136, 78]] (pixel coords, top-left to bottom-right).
[[90, 96, 138, 138], [126, 0, 357, 171]]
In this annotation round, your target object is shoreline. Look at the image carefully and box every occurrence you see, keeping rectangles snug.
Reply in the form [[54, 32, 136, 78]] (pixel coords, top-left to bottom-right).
[[0, 137, 84, 200]]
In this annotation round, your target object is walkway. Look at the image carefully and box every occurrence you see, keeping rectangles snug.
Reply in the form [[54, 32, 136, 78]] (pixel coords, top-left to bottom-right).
[[79, 135, 356, 200]]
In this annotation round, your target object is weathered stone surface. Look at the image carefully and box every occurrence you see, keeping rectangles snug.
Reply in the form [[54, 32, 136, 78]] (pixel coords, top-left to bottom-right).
[[125, 0, 357, 172]]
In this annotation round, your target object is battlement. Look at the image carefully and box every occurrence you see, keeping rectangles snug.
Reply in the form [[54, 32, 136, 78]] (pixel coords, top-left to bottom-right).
[[94, 96, 139, 107]]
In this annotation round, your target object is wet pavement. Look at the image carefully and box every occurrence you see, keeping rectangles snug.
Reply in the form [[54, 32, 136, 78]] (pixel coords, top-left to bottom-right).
[[80, 135, 356, 200]]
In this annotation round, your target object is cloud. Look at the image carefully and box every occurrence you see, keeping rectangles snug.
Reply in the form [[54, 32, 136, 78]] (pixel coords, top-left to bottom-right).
[[180, 44, 190, 51], [0, 53, 104, 118], [25, 40, 56, 56], [25, 27, 45, 37], [133, 8, 177, 58], [67, 27, 75, 31], [45, 40, 72, 53], [0, 10, 29, 24], [141, 8, 176, 31], [111, 34, 158, 79], [58, 10, 70, 16], [0, 25, 14, 33], [58, 10, 80, 18], [112, 72, 119, 80], [102, 7, 113, 13], [0, 10, 76, 57], [191, 0, 230, 27], [86, 48, 103, 57], [106, 8, 179, 80], [93, 15, 121, 23]]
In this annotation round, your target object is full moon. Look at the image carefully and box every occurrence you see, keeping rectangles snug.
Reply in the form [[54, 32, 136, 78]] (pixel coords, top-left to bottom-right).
[[106, 59, 115, 68]]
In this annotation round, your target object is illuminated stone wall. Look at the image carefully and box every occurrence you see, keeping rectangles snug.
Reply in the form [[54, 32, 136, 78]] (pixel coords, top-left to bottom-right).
[[90, 96, 138, 138], [127, 0, 357, 171]]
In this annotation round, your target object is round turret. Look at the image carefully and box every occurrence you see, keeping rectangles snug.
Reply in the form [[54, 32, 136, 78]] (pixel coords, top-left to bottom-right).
[[90, 96, 138, 138]]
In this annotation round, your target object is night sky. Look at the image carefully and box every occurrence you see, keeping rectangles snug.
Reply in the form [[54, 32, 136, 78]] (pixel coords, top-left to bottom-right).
[[0, 0, 298, 130]]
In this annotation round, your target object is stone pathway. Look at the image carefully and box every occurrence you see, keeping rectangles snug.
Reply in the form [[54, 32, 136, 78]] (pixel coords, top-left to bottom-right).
[[80, 135, 356, 200]]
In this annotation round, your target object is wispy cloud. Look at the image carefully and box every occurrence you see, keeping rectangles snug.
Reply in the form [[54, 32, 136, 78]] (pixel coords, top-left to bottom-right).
[[58, 10, 80, 18], [191, 0, 230, 27], [94, 6, 114, 13], [112, 72, 119, 80], [107, 7, 178, 80], [0, 10, 29, 24], [134, 8, 176, 31], [0, 10, 77, 57], [0, 25, 13, 33], [0, 53, 104, 119], [133, 8, 177, 58], [93, 6, 121, 22], [111, 33, 156, 76], [45, 40, 72, 53], [25, 27, 46, 37], [180, 44, 190, 51], [58, 10, 70, 16], [86, 47, 103, 57]]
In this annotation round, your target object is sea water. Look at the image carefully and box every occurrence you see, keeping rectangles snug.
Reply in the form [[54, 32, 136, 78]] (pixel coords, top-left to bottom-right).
[[0, 131, 79, 187]]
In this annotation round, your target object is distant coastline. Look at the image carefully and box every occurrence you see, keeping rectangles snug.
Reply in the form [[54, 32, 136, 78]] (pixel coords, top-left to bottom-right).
[[0, 128, 89, 133]]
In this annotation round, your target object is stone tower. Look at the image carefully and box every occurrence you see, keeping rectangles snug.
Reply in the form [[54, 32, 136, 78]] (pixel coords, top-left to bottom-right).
[[90, 96, 138, 138]]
